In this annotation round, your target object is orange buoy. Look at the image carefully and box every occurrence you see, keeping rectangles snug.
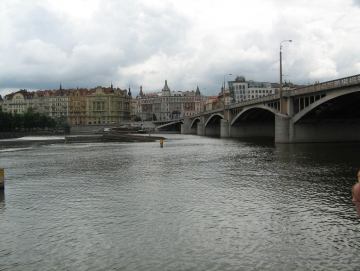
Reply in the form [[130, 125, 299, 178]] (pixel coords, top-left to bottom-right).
[[0, 169, 4, 190]]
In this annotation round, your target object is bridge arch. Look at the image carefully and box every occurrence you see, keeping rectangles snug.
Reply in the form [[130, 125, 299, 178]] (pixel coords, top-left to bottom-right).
[[204, 113, 224, 127], [230, 105, 281, 126], [190, 117, 201, 128], [293, 87, 360, 123], [156, 120, 184, 131]]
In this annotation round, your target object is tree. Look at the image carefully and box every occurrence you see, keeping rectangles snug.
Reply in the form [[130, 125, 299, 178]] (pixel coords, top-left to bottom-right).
[[0, 111, 13, 132], [0, 107, 62, 132], [145, 113, 157, 121], [134, 116, 141, 121], [57, 115, 67, 127], [38, 114, 48, 130], [13, 112, 23, 130], [48, 118, 57, 130]]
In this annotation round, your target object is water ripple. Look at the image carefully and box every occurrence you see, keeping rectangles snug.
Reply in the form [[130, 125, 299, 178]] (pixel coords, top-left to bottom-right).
[[0, 135, 360, 270]]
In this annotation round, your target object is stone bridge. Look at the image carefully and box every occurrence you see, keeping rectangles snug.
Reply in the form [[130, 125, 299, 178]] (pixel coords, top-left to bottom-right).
[[182, 74, 360, 143]]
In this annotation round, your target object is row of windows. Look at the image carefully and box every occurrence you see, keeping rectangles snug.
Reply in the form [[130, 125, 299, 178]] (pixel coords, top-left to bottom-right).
[[139, 97, 200, 103], [238, 94, 271, 100], [235, 89, 273, 94], [234, 85, 246, 90]]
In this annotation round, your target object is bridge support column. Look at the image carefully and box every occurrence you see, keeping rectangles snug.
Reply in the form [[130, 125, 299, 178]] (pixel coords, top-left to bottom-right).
[[197, 123, 204, 136], [275, 115, 293, 143], [220, 119, 230, 138], [181, 116, 191, 134]]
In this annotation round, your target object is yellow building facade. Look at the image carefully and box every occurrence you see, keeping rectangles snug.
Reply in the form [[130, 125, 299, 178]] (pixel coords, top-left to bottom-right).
[[87, 86, 130, 125], [68, 89, 88, 125]]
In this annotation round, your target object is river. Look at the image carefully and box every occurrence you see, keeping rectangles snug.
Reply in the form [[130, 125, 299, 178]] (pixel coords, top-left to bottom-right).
[[0, 134, 359, 270]]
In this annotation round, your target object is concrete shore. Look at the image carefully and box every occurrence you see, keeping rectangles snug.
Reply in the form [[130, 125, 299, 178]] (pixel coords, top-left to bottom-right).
[[0, 134, 168, 148], [0, 124, 177, 148]]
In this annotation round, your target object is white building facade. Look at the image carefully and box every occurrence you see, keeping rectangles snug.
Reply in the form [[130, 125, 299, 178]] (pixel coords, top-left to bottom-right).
[[1, 90, 34, 114], [228, 76, 278, 103]]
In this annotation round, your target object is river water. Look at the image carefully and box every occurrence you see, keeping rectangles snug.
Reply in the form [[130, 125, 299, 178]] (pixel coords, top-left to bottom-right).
[[0, 134, 359, 271]]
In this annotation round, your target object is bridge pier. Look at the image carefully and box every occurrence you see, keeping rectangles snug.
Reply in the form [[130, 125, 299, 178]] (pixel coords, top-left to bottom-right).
[[181, 116, 191, 134], [275, 115, 293, 143], [220, 119, 230, 138], [197, 123, 204, 136]]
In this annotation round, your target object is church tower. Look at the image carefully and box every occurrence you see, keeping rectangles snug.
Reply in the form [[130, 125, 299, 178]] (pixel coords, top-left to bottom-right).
[[162, 80, 171, 96], [138, 86, 144, 98], [195, 86, 201, 96], [59, 82, 64, 96]]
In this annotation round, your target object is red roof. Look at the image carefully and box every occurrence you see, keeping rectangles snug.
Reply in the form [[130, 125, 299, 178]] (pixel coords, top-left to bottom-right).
[[144, 92, 159, 98]]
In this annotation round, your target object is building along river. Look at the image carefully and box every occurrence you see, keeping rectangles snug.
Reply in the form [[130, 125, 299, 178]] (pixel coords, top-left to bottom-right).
[[0, 134, 359, 270]]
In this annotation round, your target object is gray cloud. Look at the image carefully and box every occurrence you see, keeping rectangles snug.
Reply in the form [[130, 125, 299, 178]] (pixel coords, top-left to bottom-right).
[[353, 0, 360, 7], [0, 0, 359, 98], [0, 0, 192, 94]]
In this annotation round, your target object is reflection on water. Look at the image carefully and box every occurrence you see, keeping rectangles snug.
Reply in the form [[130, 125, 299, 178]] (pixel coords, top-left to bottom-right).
[[0, 134, 359, 271], [0, 136, 65, 141], [0, 190, 4, 212]]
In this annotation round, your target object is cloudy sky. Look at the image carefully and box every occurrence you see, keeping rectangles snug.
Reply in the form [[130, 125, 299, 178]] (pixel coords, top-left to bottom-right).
[[1, 0, 360, 98]]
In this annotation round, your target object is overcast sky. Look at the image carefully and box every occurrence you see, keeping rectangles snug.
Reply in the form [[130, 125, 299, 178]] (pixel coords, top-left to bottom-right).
[[1, 0, 360, 98]]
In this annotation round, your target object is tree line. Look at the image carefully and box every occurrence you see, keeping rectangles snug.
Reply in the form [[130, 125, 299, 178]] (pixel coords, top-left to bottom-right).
[[0, 106, 69, 132]]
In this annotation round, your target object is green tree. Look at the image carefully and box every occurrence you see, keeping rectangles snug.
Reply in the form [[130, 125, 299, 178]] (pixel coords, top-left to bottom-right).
[[134, 116, 141, 121], [38, 114, 48, 130], [13, 112, 23, 130], [48, 118, 57, 130], [23, 108, 37, 131], [0, 110, 13, 132], [145, 113, 157, 121], [0, 107, 61, 132]]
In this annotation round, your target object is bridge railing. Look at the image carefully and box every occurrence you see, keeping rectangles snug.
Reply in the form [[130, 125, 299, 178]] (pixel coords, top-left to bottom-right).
[[283, 74, 360, 97], [191, 94, 281, 118], [190, 74, 360, 119], [227, 94, 280, 109], [190, 108, 223, 118]]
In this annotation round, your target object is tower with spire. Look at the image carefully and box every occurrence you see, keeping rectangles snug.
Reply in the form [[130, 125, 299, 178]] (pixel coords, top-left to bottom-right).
[[195, 86, 201, 96], [59, 82, 64, 96], [138, 86, 144, 98], [162, 80, 171, 96]]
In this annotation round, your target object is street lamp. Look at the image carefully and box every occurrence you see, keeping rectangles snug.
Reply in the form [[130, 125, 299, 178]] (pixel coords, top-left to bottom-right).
[[224, 74, 232, 108], [201, 88, 206, 114], [279, 40, 292, 114], [282, 74, 291, 89]]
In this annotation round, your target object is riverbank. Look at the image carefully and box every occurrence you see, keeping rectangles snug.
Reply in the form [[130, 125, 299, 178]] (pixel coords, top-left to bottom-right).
[[0, 131, 60, 140], [0, 133, 166, 148]]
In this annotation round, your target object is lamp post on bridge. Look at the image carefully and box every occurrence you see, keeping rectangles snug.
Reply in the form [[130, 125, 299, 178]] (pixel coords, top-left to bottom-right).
[[282, 74, 291, 89], [280, 40, 292, 114], [223, 74, 231, 109]]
